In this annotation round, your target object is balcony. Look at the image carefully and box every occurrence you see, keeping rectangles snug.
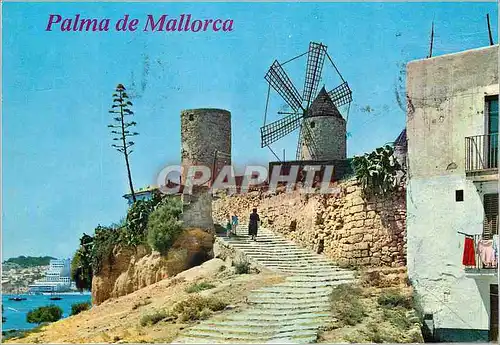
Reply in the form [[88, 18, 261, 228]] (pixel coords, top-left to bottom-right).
[[465, 134, 498, 180], [463, 233, 498, 277]]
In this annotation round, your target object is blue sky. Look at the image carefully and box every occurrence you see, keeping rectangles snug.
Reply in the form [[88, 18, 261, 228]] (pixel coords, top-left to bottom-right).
[[2, 2, 498, 259]]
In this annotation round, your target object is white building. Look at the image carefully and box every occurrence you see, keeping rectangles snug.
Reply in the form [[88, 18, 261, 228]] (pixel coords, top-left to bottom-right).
[[406, 45, 498, 342], [28, 258, 72, 293], [122, 185, 159, 206]]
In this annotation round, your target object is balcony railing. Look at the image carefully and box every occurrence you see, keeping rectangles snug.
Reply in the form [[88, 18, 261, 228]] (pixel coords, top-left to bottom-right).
[[465, 133, 498, 173]]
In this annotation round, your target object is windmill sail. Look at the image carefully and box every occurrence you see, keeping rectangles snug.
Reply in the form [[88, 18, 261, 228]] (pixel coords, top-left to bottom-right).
[[303, 42, 327, 107], [261, 41, 352, 158], [328, 81, 353, 108], [260, 112, 302, 147], [265, 60, 304, 113]]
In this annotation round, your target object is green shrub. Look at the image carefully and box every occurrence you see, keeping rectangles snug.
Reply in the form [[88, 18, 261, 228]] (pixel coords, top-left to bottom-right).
[[330, 284, 366, 326], [71, 234, 94, 290], [26, 305, 63, 324], [170, 295, 227, 322], [139, 310, 169, 326], [70, 302, 91, 316], [352, 145, 402, 196], [234, 260, 250, 274], [377, 290, 413, 309], [146, 202, 183, 255], [91, 225, 120, 274], [185, 282, 216, 294]]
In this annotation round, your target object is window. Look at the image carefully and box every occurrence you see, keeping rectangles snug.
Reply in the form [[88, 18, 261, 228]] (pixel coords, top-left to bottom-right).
[[455, 190, 464, 202], [310, 121, 316, 128], [487, 96, 498, 135], [483, 193, 498, 240], [486, 96, 498, 168]]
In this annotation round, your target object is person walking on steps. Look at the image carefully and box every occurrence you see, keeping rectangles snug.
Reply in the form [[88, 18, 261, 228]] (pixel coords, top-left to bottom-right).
[[248, 208, 260, 241], [226, 216, 232, 238], [231, 214, 239, 236]]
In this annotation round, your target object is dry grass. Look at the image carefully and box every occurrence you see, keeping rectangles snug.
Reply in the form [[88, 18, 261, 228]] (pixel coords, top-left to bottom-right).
[[169, 295, 227, 322], [329, 284, 366, 326], [319, 269, 424, 344]]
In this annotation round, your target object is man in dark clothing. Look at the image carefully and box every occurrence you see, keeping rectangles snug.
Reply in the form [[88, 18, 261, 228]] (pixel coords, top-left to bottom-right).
[[248, 208, 260, 241]]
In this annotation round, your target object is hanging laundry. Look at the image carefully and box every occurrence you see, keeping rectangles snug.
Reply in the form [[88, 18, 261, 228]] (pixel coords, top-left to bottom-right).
[[477, 239, 497, 268], [462, 237, 476, 267], [493, 234, 499, 265]]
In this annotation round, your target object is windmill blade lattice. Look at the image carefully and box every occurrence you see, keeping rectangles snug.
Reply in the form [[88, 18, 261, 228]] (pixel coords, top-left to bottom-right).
[[261, 112, 302, 148], [328, 81, 352, 108], [265, 60, 304, 113], [303, 42, 327, 108]]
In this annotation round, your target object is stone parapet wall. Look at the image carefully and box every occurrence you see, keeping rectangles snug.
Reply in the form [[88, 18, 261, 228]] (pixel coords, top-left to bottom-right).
[[213, 178, 406, 267]]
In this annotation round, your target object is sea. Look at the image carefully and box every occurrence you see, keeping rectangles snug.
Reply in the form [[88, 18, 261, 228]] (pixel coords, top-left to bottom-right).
[[2, 293, 92, 332]]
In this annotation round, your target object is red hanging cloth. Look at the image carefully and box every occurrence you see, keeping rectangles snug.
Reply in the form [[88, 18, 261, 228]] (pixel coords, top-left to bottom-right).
[[462, 237, 476, 267]]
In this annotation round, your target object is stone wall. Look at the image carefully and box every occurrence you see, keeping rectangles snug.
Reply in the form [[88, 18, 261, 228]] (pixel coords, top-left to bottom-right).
[[181, 187, 214, 232], [213, 178, 406, 267]]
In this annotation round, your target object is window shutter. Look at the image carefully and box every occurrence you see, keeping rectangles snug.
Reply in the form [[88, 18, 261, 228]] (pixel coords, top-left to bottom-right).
[[483, 193, 498, 240]]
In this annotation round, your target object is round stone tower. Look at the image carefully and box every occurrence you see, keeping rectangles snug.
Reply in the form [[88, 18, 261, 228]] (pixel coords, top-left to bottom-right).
[[180, 108, 231, 231], [299, 87, 346, 161]]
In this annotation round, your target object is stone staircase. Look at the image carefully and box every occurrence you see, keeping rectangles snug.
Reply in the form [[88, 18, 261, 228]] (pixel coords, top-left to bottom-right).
[[172, 224, 356, 344]]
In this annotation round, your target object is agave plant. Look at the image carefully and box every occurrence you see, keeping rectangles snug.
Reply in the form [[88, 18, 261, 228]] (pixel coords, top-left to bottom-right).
[[352, 145, 402, 196]]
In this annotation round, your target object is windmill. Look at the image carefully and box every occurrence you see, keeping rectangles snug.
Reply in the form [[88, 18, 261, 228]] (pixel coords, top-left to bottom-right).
[[260, 42, 353, 161]]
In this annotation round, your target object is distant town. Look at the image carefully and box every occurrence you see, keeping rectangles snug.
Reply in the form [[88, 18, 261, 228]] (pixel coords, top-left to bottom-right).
[[2, 256, 79, 294]]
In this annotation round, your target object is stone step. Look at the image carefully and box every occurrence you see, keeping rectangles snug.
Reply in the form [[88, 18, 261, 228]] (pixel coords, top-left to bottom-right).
[[174, 334, 317, 344], [227, 244, 298, 249], [228, 240, 294, 245], [200, 319, 325, 328], [224, 236, 285, 242], [259, 266, 344, 273], [227, 312, 331, 322], [186, 323, 320, 336], [240, 306, 330, 316], [248, 295, 330, 304], [245, 251, 332, 257], [253, 264, 342, 271], [247, 302, 330, 311], [183, 329, 317, 342], [272, 282, 353, 290], [246, 256, 338, 264], [262, 272, 353, 279], [249, 290, 332, 299], [255, 281, 350, 291], [288, 274, 354, 280]]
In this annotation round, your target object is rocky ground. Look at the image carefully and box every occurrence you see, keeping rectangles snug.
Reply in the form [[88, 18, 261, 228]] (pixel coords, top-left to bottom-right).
[[4, 259, 283, 344], [318, 267, 423, 343]]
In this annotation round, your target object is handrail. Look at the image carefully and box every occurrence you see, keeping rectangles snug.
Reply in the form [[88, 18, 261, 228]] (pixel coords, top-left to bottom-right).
[[465, 133, 498, 172]]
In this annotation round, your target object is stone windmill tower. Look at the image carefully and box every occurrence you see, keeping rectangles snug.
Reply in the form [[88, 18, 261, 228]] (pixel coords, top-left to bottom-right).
[[260, 42, 352, 161], [180, 108, 231, 231]]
